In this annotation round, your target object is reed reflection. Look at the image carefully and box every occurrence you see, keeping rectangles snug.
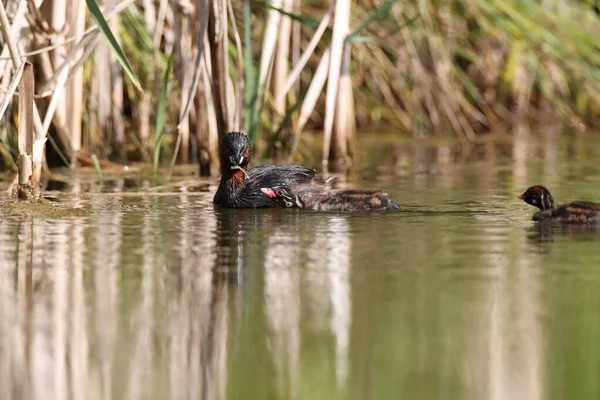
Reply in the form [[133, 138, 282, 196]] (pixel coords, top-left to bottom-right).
[[263, 213, 351, 397], [0, 195, 234, 400], [0, 216, 89, 400], [145, 194, 229, 400], [479, 224, 544, 400], [0, 130, 598, 400]]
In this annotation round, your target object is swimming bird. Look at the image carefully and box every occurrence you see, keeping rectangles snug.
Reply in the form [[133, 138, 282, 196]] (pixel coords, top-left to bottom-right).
[[519, 185, 600, 224], [213, 131, 400, 210]]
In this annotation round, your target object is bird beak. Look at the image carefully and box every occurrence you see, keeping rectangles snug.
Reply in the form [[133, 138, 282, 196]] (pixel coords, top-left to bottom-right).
[[518, 193, 525, 200], [261, 188, 276, 198]]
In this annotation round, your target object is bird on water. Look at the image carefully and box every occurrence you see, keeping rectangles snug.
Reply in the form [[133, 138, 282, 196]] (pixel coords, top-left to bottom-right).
[[213, 131, 401, 211], [519, 185, 600, 224]]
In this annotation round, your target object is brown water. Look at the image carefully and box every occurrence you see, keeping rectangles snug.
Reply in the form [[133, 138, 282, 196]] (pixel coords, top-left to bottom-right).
[[1, 130, 600, 400]]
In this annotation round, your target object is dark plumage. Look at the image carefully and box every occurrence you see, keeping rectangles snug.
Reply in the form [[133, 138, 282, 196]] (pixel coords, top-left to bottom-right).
[[214, 132, 330, 208], [519, 185, 600, 224], [213, 132, 401, 210], [261, 186, 401, 211]]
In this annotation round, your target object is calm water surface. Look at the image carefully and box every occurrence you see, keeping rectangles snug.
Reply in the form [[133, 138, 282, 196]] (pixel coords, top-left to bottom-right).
[[1, 131, 600, 400]]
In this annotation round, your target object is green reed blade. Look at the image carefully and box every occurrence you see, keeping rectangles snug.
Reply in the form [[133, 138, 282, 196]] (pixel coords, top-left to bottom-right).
[[86, 0, 143, 92]]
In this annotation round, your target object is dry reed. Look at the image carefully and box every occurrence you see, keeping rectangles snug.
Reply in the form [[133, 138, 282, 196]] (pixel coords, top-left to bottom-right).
[[0, 0, 598, 184]]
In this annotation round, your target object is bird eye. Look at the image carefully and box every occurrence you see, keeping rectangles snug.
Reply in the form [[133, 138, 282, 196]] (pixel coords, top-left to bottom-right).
[[532, 199, 537, 204]]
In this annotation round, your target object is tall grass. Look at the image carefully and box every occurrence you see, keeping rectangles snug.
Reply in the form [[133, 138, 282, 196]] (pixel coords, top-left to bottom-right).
[[86, 0, 141, 91], [17, 62, 34, 199], [0, 0, 600, 184], [349, 0, 600, 135], [153, 55, 172, 182], [244, 0, 259, 145], [91, 153, 104, 183]]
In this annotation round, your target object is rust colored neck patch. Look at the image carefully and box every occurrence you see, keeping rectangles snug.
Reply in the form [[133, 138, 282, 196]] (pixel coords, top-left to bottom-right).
[[231, 169, 246, 184]]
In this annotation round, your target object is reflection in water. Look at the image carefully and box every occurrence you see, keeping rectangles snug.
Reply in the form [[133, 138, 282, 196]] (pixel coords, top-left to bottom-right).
[[167, 194, 228, 400], [95, 197, 119, 400], [325, 217, 351, 387], [0, 196, 235, 400], [265, 216, 302, 397], [525, 222, 600, 253], [263, 214, 351, 397], [482, 224, 543, 400], [0, 132, 600, 399]]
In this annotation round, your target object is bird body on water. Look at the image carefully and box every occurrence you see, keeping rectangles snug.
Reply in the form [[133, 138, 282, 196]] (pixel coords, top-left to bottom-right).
[[519, 185, 600, 224], [213, 132, 401, 211]]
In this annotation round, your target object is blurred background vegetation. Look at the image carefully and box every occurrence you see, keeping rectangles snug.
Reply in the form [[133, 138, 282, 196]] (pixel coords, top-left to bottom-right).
[[1, 0, 600, 179]]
